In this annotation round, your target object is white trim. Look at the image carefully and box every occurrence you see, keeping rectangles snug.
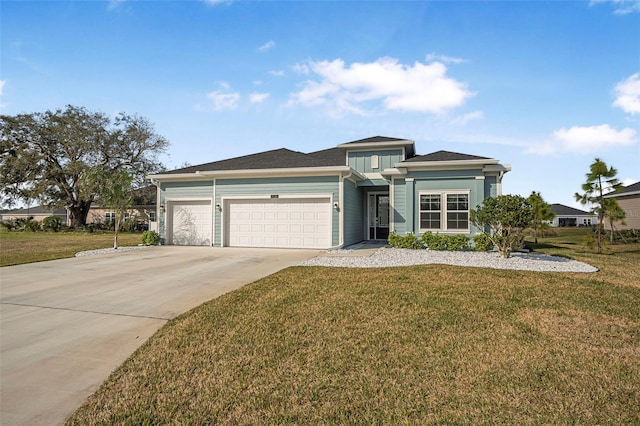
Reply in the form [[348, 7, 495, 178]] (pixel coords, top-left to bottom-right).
[[339, 175, 344, 246], [371, 154, 379, 169], [475, 176, 485, 180], [212, 178, 216, 247], [389, 177, 395, 233], [148, 166, 362, 182], [220, 194, 334, 248], [417, 190, 471, 234]]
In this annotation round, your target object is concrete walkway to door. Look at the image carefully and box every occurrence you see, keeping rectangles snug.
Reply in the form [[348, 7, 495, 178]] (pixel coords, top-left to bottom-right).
[[0, 246, 318, 426]]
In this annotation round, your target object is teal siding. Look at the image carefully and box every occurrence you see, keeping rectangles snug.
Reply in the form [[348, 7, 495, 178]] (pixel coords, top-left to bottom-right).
[[347, 149, 403, 173], [343, 179, 364, 246], [484, 176, 498, 198], [404, 169, 487, 237], [159, 180, 213, 242], [392, 178, 406, 234], [214, 176, 340, 247]]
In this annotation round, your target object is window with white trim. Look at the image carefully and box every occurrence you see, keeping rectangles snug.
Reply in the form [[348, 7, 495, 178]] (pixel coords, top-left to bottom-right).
[[419, 191, 470, 232], [105, 212, 115, 222]]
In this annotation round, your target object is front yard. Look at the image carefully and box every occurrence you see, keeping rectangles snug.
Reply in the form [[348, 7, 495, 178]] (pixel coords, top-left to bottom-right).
[[0, 231, 143, 266], [66, 237, 640, 424]]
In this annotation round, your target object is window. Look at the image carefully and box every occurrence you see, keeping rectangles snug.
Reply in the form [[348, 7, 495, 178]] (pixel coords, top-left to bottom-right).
[[149, 211, 156, 222], [419, 192, 470, 232], [105, 212, 115, 222]]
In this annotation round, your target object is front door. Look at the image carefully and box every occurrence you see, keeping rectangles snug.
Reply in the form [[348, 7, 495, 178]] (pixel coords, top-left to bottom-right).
[[368, 193, 389, 240]]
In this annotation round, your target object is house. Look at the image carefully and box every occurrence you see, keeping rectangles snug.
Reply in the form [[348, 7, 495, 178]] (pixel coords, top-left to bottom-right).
[[86, 186, 157, 230], [0, 205, 67, 223], [147, 136, 511, 248], [603, 181, 640, 230], [549, 203, 596, 227]]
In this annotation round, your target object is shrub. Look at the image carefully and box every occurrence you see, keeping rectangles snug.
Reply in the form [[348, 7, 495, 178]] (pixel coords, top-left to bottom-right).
[[422, 232, 470, 251], [388, 232, 422, 249], [142, 230, 161, 246], [21, 217, 40, 232], [473, 233, 494, 252], [42, 215, 63, 232]]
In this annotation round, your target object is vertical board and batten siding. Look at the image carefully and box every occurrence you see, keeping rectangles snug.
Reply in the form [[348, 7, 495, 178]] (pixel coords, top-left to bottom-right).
[[343, 179, 364, 246], [347, 149, 403, 173], [214, 176, 341, 247], [484, 176, 498, 198], [392, 178, 406, 234], [404, 169, 486, 236], [159, 180, 213, 242]]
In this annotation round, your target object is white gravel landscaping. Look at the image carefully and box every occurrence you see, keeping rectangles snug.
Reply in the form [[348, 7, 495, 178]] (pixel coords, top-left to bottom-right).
[[75, 245, 151, 257], [299, 247, 599, 273]]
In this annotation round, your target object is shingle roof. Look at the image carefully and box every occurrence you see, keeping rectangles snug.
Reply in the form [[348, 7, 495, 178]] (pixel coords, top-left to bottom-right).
[[402, 150, 492, 162], [341, 136, 410, 145], [550, 203, 592, 216], [605, 181, 640, 197], [165, 148, 328, 174], [2, 205, 67, 215]]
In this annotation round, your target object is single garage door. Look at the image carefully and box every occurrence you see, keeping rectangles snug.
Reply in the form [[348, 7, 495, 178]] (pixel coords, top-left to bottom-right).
[[226, 198, 331, 249], [168, 200, 212, 246]]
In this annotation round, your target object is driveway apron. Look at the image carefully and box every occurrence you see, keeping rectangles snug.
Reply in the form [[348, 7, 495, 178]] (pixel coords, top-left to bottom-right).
[[0, 246, 317, 426]]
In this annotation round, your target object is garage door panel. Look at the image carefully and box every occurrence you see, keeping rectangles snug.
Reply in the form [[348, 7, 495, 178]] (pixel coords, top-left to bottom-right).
[[169, 201, 212, 246], [226, 198, 331, 249]]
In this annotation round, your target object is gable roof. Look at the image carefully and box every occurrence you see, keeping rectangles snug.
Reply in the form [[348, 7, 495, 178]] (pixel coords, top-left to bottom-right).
[[604, 181, 640, 198], [402, 150, 492, 163], [340, 136, 410, 145], [550, 203, 592, 216]]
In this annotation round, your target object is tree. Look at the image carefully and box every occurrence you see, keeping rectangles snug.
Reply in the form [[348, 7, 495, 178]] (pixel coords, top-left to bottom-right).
[[603, 197, 626, 244], [470, 195, 533, 258], [574, 158, 622, 253], [92, 168, 134, 249], [0, 105, 168, 228], [527, 191, 555, 243]]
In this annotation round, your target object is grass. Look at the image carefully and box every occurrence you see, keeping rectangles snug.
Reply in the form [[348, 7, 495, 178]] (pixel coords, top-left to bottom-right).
[[0, 231, 143, 266], [66, 230, 640, 425]]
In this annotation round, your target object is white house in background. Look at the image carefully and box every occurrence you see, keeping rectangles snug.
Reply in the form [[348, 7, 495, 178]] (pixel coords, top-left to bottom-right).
[[603, 181, 640, 230], [549, 203, 597, 227]]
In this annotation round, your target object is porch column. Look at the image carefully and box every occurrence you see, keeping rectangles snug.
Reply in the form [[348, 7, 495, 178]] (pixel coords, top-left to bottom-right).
[[406, 178, 415, 234]]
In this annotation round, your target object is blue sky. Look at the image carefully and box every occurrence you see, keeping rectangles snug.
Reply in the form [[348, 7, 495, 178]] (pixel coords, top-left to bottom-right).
[[2, 0, 639, 209]]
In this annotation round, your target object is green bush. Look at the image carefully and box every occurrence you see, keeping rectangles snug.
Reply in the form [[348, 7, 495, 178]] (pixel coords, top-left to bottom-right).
[[473, 233, 494, 252], [388, 232, 423, 249], [422, 232, 470, 251], [142, 230, 161, 246], [42, 215, 63, 232]]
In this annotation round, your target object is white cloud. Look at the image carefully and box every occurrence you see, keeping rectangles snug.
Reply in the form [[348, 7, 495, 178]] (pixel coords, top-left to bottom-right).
[[292, 63, 310, 75], [527, 124, 638, 155], [249, 92, 269, 103], [289, 57, 473, 115], [207, 90, 240, 111], [0, 80, 5, 96], [613, 73, 640, 115], [425, 53, 467, 64], [258, 40, 275, 53], [589, 0, 640, 14], [450, 110, 484, 125], [269, 70, 285, 77]]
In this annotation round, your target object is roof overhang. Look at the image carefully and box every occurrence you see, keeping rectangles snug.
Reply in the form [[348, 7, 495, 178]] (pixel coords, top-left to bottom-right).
[[337, 139, 414, 150], [604, 189, 640, 198], [147, 166, 364, 182]]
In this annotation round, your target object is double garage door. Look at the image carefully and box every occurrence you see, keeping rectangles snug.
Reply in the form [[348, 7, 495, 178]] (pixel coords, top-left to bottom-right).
[[168, 198, 332, 249], [226, 198, 331, 249]]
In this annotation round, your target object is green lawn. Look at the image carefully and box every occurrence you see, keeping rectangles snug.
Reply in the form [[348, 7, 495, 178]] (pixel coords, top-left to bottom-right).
[[0, 231, 143, 266], [66, 234, 640, 425]]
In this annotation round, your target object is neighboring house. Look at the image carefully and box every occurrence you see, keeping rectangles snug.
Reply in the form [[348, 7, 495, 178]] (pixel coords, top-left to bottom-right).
[[603, 181, 640, 230], [549, 204, 596, 227], [87, 186, 157, 230], [147, 136, 511, 248], [0, 205, 67, 223]]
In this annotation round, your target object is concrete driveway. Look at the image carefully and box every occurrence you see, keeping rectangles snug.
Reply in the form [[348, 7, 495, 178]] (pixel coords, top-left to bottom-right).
[[0, 246, 318, 426]]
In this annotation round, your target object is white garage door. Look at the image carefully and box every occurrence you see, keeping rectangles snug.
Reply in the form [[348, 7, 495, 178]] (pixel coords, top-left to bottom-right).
[[226, 198, 331, 249], [168, 200, 212, 246]]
